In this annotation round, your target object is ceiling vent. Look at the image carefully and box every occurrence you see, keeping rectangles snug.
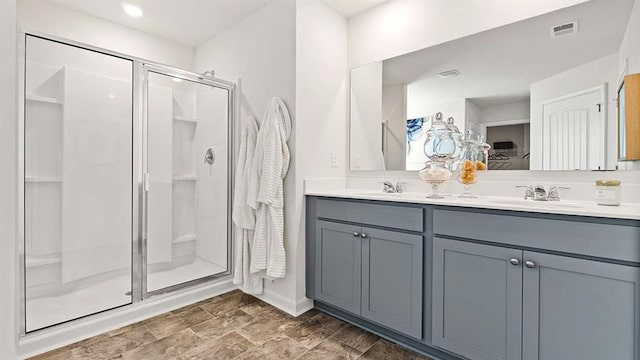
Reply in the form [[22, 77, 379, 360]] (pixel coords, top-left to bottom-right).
[[438, 69, 460, 78], [550, 21, 578, 38]]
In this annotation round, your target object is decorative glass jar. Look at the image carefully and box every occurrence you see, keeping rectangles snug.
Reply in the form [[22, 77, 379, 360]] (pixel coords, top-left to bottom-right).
[[456, 130, 479, 198], [419, 161, 453, 199], [476, 135, 490, 171], [446, 117, 463, 171], [423, 112, 457, 163]]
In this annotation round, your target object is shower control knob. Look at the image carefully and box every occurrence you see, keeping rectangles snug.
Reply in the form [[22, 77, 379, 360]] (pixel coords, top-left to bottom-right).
[[204, 148, 215, 165]]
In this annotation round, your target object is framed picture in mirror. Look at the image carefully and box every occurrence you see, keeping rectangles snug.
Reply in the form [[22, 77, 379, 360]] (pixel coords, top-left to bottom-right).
[[619, 73, 640, 161]]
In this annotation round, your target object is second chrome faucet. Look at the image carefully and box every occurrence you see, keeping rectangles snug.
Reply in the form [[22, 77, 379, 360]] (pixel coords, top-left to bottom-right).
[[381, 181, 407, 193], [516, 185, 570, 201]]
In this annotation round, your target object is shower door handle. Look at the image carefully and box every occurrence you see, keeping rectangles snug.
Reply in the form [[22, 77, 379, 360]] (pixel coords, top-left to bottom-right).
[[143, 172, 150, 192]]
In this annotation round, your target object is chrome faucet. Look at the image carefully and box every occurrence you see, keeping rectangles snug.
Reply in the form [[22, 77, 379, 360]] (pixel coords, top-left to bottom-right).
[[547, 186, 570, 201], [533, 185, 547, 201], [516, 185, 570, 201], [516, 185, 534, 200], [381, 181, 396, 193], [380, 181, 407, 193], [395, 182, 407, 193]]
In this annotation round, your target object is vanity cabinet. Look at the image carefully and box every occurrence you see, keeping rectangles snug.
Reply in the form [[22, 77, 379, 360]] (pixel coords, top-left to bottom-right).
[[361, 227, 422, 338], [306, 196, 640, 360], [309, 199, 424, 339], [432, 238, 523, 360], [314, 221, 362, 314], [521, 251, 640, 360], [432, 239, 640, 360]]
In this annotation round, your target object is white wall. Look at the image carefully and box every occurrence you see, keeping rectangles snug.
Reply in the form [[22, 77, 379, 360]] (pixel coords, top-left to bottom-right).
[[195, 0, 301, 313], [295, 0, 349, 308], [465, 99, 481, 135], [17, 0, 194, 70], [407, 94, 465, 122], [479, 100, 530, 124], [1, 0, 18, 357], [197, 0, 348, 315], [529, 53, 618, 170], [347, 0, 589, 68]]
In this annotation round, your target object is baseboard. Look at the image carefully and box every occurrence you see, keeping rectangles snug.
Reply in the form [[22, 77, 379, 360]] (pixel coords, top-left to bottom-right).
[[20, 278, 236, 359], [253, 288, 314, 317]]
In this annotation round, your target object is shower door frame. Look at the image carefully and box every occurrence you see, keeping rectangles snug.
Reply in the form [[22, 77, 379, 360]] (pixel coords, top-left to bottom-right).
[[17, 31, 235, 336], [140, 64, 235, 299]]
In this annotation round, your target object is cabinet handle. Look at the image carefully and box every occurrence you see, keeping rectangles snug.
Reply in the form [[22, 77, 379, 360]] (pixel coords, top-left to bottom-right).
[[361, 233, 368, 239], [353, 232, 360, 237], [509, 258, 520, 266], [525, 260, 536, 268]]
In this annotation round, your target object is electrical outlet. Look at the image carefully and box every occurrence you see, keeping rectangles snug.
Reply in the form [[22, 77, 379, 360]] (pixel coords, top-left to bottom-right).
[[331, 152, 337, 168]]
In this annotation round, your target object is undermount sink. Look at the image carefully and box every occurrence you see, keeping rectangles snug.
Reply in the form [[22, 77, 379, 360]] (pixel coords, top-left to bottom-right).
[[355, 191, 406, 198], [491, 199, 584, 209]]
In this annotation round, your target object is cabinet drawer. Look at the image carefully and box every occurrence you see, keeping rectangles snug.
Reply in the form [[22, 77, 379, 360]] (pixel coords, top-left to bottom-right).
[[433, 209, 640, 263], [316, 199, 423, 232]]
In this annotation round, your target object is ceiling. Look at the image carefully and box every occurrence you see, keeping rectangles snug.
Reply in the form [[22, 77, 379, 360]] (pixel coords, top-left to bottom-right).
[[46, 0, 387, 47], [382, 0, 635, 107], [48, 0, 271, 47], [322, 0, 388, 18]]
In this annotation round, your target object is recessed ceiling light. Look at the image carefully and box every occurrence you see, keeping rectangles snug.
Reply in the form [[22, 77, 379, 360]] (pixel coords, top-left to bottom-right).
[[172, 78, 183, 83], [122, 3, 143, 17]]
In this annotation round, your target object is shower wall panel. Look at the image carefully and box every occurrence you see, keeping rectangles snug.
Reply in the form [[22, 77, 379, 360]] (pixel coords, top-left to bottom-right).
[[61, 68, 132, 283]]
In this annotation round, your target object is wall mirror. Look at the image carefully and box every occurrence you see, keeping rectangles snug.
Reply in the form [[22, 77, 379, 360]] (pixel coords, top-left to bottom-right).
[[349, 0, 639, 171]]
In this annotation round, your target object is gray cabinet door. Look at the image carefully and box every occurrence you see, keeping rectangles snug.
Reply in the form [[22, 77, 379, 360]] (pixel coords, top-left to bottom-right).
[[432, 238, 523, 360], [314, 220, 362, 315], [522, 251, 640, 360], [361, 227, 423, 339]]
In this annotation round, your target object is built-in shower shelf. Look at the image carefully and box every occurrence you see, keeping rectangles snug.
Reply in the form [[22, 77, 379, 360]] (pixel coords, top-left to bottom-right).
[[173, 116, 197, 123], [173, 234, 196, 244], [26, 94, 63, 105], [25, 176, 63, 183], [173, 175, 197, 181], [26, 256, 61, 268]]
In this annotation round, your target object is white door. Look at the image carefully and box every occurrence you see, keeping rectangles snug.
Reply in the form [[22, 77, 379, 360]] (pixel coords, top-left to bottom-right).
[[542, 87, 604, 170]]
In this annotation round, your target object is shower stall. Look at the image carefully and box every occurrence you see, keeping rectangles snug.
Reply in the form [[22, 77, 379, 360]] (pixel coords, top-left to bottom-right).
[[19, 33, 234, 333]]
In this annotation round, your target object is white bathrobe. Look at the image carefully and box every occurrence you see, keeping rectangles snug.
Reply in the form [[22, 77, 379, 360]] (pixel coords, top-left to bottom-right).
[[232, 115, 263, 294], [247, 97, 291, 279]]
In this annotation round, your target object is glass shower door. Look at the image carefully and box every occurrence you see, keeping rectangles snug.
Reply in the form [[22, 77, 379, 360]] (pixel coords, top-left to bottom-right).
[[23, 35, 134, 332], [145, 69, 230, 294]]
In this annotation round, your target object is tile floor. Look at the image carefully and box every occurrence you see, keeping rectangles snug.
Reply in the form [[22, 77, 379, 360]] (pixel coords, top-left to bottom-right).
[[29, 290, 433, 360]]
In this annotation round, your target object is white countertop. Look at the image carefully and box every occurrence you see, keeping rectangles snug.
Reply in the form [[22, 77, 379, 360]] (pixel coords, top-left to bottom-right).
[[305, 189, 640, 221]]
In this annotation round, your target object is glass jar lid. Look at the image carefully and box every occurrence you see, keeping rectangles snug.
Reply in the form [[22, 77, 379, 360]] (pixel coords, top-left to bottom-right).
[[595, 180, 621, 186]]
